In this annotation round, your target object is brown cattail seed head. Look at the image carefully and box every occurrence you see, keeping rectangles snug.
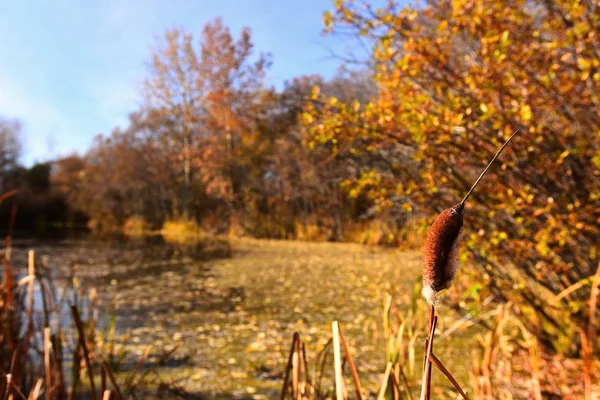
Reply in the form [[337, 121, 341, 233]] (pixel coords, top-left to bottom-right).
[[422, 203, 464, 304]]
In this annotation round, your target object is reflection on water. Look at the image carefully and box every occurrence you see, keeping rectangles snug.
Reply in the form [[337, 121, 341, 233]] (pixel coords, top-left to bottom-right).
[[8, 233, 234, 326]]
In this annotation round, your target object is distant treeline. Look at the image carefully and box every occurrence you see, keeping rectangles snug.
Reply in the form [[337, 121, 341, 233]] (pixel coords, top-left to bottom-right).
[[43, 19, 391, 243], [0, 157, 88, 233], [48, 68, 385, 241]]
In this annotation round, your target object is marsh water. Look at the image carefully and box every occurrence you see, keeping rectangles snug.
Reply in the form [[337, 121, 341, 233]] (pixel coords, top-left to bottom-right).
[[9, 235, 477, 399]]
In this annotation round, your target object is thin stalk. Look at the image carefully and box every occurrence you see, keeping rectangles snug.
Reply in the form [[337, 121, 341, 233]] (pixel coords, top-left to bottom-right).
[[338, 325, 363, 400], [376, 362, 393, 400], [429, 353, 469, 399], [9, 382, 26, 400], [29, 379, 43, 400], [125, 345, 152, 395], [70, 305, 97, 400], [301, 343, 311, 390], [315, 338, 332, 397], [0, 189, 19, 204], [100, 362, 123, 400], [23, 251, 35, 358], [460, 130, 519, 207], [292, 334, 300, 399], [332, 321, 344, 400], [398, 364, 415, 400], [280, 333, 299, 400], [420, 315, 438, 400], [390, 371, 414, 400], [133, 344, 181, 389], [44, 328, 52, 400], [423, 306, 435, 371]]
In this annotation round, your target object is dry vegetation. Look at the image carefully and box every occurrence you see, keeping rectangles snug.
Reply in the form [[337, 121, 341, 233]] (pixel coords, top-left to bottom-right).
[[3, 235, 597, 399], [0, 238, 189, 399], [0, 0, 598, 398]]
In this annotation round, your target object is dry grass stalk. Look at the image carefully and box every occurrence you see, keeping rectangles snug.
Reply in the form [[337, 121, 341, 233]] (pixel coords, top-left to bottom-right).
[[301, 343, 313, 398], [337, 325, 363, 400], [70, 304, 97, 400], [293, 334, 300, 399], [28, 379, 43, 400], [280, 332, 300, 400], [131, 344, 181, 392], [124, 344, 152, 393], [376, 362, 393, 400], [408, 334, 418, 377], [285, 334, 314, 400], [422, 306, 434, 372], [43, 328, 51, 400], [429, 353, 468, 399], [332, 321, 345, 400], [389, 371, 402, 396], [528, 339, 542, 400], [23, 251, 35, 359], [470, 303, 553, 399], [389, 369, 414, 400], [102, 390, 111, 400], [10, 379, 27, 400], [101, 362, 123, 400], [0, 190, 18, 205], [479, 329, 495, 397]]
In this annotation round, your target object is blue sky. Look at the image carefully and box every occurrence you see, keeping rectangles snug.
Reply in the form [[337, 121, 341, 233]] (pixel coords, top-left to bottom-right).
[[0, 0, 374, 166]]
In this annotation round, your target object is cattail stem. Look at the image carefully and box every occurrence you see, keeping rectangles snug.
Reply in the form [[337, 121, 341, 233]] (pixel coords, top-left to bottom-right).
[[420, 309, 438, 400], [423, 305, 435, 371], [460, 130, 519, 207]]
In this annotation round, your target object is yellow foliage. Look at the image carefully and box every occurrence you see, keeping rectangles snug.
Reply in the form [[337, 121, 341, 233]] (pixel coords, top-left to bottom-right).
[[295, 221, 327, 242], [307, 0, 600, 351], [161, 219, 206, 243]]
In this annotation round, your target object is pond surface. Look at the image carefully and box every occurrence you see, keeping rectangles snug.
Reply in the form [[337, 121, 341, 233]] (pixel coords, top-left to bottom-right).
[[9, 235, 477, 399]]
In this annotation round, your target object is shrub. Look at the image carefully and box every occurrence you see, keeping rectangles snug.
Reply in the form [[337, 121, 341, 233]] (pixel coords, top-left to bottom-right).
[[161, 219, 205, 243], [123, 214, 151, 236]]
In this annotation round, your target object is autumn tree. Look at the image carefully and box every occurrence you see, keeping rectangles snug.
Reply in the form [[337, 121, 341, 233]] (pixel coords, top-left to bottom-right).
[[142, 29, 203, 220], [142, 19, 270, 223], [199, 19, 271, 210], [231, 70, 380, 240], [306, 0, 600, 352]]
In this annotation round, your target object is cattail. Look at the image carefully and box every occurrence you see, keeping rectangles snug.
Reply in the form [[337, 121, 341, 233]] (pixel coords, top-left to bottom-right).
[[422, 131, 519, 304]]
